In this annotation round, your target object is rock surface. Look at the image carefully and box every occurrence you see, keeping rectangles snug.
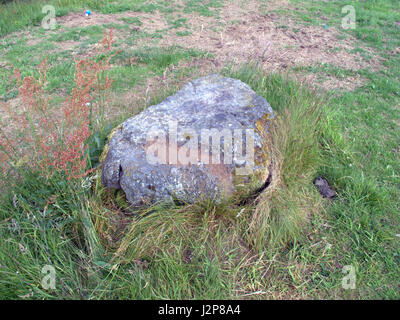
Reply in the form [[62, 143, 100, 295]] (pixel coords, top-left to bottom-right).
[[101, 74, 274, 206]]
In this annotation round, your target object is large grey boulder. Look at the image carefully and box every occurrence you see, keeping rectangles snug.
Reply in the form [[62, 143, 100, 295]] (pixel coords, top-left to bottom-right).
[[101, 74, 274, 206]]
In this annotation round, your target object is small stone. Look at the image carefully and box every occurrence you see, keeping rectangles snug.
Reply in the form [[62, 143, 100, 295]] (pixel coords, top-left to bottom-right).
[[314, 177, 337, 199], [182, 249, 194, 264]]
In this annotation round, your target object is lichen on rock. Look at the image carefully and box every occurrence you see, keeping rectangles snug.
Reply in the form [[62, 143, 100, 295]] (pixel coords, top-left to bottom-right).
[[101, 74, 274, 206]]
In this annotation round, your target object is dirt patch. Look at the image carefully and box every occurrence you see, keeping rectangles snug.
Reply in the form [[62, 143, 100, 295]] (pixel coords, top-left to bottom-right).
[[2, 0, 384, 102], [58, 10, 169, 34], [52, 0, 378, 91], [0, 98, 21, 125], [390, 47, 400, 56], [56, 39, 83, 52], [48, 0, 381, 96], [153, 0, 381, 73], [56, 1, 381, 75], [26, 38, 42, 47], [58, 11, 127, 28]]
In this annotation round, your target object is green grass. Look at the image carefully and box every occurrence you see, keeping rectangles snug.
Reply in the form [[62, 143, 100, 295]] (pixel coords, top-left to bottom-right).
[[286, 0, 400, 298], [108, 46, 209, 91], [0, 30, 208, 98], [0, 0, 399, 299], [0, 65, 326, 299], [0, 0, 149, 36], [119, 16, 143, 26], [0, 0, 226, 37]]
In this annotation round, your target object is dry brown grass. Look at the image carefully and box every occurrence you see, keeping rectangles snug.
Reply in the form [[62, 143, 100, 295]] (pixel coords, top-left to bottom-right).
[[47, 0, 381, 91]]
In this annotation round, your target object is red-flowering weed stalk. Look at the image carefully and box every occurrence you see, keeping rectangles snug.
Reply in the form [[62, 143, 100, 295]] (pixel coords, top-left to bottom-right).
[[0, 29, 116, 181]]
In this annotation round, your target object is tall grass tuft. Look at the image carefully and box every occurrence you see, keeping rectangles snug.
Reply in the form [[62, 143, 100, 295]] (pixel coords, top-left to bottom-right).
[[0, 58, 326, 299], [223, 64, 325, 251], [110, 64, 325, 265]]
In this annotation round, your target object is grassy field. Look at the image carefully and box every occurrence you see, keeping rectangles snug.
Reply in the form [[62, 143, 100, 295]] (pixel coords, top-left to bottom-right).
[[0, 0, 399, 299]]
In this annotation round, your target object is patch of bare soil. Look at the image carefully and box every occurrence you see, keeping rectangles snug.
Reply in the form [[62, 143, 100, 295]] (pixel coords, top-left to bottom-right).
[[58, 11, 128, 28], [53, 0, 380, 91], [151, 0, 380, 90], [26, 38, 42, 47], [0, 96, 62, 137], [58, 10, 169, 34], [390, 47, 400, 56], [0, 98, 21, 127], [5, 0, 383, 101]]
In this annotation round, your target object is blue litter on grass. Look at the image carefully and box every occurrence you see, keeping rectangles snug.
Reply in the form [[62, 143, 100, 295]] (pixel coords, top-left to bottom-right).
[[85, 10, 91, 16]]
